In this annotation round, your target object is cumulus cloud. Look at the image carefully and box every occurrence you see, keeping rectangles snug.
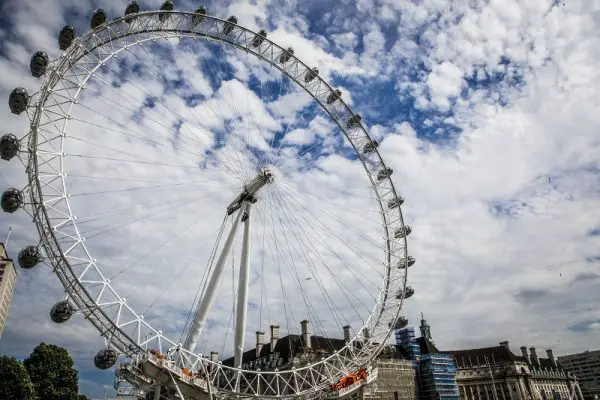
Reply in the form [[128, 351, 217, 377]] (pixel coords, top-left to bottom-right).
[[0, 0, 599, 398]]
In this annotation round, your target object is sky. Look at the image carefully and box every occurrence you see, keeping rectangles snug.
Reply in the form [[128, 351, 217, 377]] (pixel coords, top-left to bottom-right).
[[0, 0, 599, 397]]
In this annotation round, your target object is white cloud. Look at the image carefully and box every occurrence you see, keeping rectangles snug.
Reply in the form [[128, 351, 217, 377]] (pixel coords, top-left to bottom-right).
[[426, 61, 464, 110], [1, 1, 600, 398]]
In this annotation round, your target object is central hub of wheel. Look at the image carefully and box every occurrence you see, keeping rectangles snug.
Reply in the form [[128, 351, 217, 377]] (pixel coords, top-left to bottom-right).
[[226, 167, 274, 215]]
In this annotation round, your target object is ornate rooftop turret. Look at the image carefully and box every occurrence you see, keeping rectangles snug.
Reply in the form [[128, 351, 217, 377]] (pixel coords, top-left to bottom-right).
[[419, 312, 434, 344]]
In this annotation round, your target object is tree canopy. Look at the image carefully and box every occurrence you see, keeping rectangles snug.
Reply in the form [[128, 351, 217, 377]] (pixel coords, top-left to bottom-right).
[[0, 355, 37, 400], [24, 342, 79, 400]]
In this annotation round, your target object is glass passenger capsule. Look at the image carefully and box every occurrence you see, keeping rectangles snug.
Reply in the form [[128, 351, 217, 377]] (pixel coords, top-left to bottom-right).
[[326, 89, 341, 105], [192, 6, 207, 25], [91, 9, 107, 30], [9, 88, 28, 115], [394, 225, 412, 239], [363, 140, 378, 153], [124, 1, 140, 23], [304, 67, 319, 83], [18, 246, 40, 269], [1, 188, 23, 213], [50, 301, 73, 323], [279, 47, 294, 64], [377, 167, 393, 182], [347, 114, 362, 129], [30, 51, 49, 78], [251, 29, 267, 47], [94, 349, 118, 370], [58, 25, 76, 50], [223, 16, 237, 35], [396, 286, 415, 299], [159, 1, 174, 21], [388, 197, 404, 209], [397, 256, 416, 269], [0, 134, 20, 161]]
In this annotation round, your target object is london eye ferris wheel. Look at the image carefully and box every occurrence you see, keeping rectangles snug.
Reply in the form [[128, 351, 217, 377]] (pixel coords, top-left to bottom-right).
[[1, 1, 416, 399]]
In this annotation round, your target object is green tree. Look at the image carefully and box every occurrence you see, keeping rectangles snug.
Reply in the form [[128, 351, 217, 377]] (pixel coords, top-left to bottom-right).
[[0, 355, 37, 399], [77, 395, 90, 400], [24, 342, 79, 400]]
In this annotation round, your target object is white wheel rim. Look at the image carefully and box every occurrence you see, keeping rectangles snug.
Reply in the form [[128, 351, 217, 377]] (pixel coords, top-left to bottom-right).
[[20, 10, 411, 398]]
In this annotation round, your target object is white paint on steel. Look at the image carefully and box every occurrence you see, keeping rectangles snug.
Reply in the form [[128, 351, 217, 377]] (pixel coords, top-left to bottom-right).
[[183, 205, 246, 353]]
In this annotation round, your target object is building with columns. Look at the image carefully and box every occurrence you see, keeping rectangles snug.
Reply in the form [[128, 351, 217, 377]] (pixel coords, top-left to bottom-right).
[[443, 342, 583, 400]]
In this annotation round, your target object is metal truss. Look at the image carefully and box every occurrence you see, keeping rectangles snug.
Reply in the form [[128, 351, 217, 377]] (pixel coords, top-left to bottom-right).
[[21, 9, 412, 399]]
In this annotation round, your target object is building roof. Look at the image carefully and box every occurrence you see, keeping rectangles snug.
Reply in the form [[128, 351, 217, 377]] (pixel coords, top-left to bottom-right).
[[221, 334, 347, 367], [417, 336, 439, 355], [441, 345, 563, 371], [441, 345, 525, 367]]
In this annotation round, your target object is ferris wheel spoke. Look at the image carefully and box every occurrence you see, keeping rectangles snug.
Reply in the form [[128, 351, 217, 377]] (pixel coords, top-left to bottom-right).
[[84, 46, 218, 153], [273, 181, 387, 280], [261, 199, 327, 339], [76, 76, 212, 152], [261, 188, 345, 337], [77, 194, 212, 239], [73, 191, 218, 227], [64, 173, 221, 186], [66, 153, 202, 170], [253, 205, 271, 332], [275, 179, 387, 251], [67, 180, 219, 197], [267, 93, 320, 169], [140, 222, 217, 317], [203, 40, 279, 180], [261, 210, 296, 346], [68, 117, 183, 157], [105, 203, 210, 287], [180, 215, 228, 346], [181, 39, 253, 183], [80, 196, 213, 245], [266, 186, 370, 324], [263, 188, 350, 345], [276, 173, 384, 219], [267, 185, 381, 333], [73, 55, 251, 184]]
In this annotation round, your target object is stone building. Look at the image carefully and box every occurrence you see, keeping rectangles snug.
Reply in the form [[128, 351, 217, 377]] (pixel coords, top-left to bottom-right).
[[362, 349, 417, 400], [558, 350, 600, 400], [0, 243, 17, 339], [220, 320, 417, 399], [444, 342, 584, 400]]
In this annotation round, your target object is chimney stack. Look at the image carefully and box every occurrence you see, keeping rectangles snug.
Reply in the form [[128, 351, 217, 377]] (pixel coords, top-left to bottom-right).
[[270, 325, 280, 352], [209, 351, 219, 372], [301, 320, 311, 349], [363, 327, 370, 341], [256, 331, 265, 357], [499, 341, 509, 350], [521, 346, 530, 364], [529, 347, 539, 365], [546, 349, 557, 368], [343, 325, 351, 343]]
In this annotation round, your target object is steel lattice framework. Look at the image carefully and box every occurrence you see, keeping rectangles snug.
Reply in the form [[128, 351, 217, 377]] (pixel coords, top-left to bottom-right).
[[11, 9, 414, 400]]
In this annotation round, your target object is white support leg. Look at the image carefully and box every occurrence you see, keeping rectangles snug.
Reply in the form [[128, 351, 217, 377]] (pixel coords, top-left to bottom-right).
[[168, 370, 187, 400], [183, 206, 246, 353], [234, 206, 252, 370]]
